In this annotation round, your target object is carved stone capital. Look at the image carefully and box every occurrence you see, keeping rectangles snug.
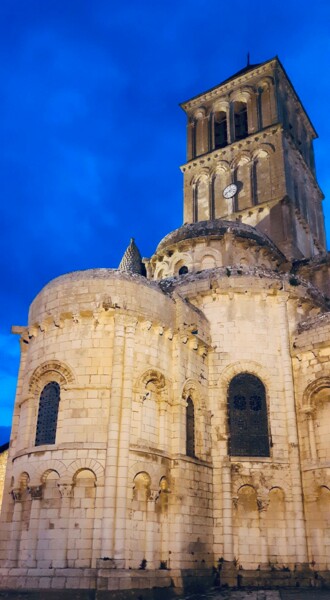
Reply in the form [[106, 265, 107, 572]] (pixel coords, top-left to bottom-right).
[[257, 497, 269, 513], [148, 489, 158, 502], [29, 485, 43, 500], [57, 483, 74, 499], [11, 488, 22, 502]]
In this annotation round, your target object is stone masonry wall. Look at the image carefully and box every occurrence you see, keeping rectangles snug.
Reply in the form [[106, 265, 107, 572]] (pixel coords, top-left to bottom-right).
[[292, 314, 330, 570], [0, 448, 8, 513], [0, 269, 213, 583], [175, 272, 312, 570]]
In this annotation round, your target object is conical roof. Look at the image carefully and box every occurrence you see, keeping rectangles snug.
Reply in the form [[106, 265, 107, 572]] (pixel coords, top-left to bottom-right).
[[118, 238, 145, 275]]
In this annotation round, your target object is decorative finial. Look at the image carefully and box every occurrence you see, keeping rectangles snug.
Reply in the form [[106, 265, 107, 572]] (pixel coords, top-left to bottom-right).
[[118, 238, 145, 276]]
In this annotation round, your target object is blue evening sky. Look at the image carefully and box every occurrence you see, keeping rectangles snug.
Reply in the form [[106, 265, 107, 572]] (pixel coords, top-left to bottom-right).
[[1, 0, 330, 441]]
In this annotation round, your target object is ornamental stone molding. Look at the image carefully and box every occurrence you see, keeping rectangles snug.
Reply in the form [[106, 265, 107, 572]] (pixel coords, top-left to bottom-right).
[[28, 360, 75, 394]]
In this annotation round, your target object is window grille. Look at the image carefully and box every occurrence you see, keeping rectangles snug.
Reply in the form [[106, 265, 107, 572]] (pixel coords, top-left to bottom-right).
[[35, 381, 60, 446], [186, 397, 195, 457], [228, 373, 270, 457]]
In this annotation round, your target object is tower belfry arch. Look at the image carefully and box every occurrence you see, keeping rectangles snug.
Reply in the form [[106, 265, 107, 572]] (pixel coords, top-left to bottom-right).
[[180, 57, 325, 261]]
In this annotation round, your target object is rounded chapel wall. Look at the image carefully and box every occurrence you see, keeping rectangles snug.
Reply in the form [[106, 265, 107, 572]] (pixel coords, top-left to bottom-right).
[[28, 269, 174, 326], [16, 271, 176, 457]]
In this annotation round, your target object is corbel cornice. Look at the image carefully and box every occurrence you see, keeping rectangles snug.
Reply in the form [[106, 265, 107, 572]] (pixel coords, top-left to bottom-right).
[[180, 59, 277, 112]]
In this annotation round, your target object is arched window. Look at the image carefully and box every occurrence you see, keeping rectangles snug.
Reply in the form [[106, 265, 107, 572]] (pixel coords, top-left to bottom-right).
[[228, 373, 270, 457], [186, 397, 195, 457], [35, 381, 60, 446], [234, 102, 248, 140], [214, 111, 228, 149]]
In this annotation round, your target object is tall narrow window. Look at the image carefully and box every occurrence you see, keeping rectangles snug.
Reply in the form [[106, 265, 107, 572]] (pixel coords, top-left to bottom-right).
[[35, 381, 60, 446], [228, 373, 270, 457], [214, 111, 228, 149], [186, 397, 195, 457], [234, 102, 248, 140]]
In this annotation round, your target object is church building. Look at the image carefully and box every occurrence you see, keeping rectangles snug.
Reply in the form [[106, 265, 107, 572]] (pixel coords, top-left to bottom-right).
[[0, 57, 329, 593]]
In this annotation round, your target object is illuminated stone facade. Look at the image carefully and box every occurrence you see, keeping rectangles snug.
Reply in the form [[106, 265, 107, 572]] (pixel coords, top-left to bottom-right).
[[0, 446, 8, 512], [0, 58, 329, 593]]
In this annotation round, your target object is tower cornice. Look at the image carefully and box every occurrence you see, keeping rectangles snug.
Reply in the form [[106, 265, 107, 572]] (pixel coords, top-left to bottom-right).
[[180, 58, 278, 110], [180, 123, 282, 172], [180, 57, 317, 139]]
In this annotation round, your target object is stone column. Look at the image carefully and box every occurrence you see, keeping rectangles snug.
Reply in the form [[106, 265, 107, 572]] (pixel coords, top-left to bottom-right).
[[305, 409, 317, 461], [145, 491, 157, 569], [222, 458, 233, 561], [113, 318, 137, 567], [268, 81, 277, 124], [209, 112, 215, 150], [171, 333, 187, 456], [229, 102, 235, 144], [6, 490, 23, 567], [257, 496, 269, 565], [248, 92, 259, 133], [201, 114, 209, 155], [168, 331, 189, 570], [187, 121, 195, 160], [257, 88, 263, 130], [278, 297, 308, 563], [57, 482, 74, 568], [159, 400, 167, 451], [209, 176, 214, 220], [101, 314, 126, 560], [159, 483, 170, 566], [26, 485, 43, 567], [91, 483, 103, 567]]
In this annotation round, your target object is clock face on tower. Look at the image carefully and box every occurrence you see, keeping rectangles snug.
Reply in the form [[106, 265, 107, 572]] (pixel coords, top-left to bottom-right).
[[223, 184, 238, 199]]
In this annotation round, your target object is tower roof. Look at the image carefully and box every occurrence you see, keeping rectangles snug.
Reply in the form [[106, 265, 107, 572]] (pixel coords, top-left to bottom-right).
[[179, 57, 272, 108], [179, 56, 317, 137], [118, 238, 145, 275]]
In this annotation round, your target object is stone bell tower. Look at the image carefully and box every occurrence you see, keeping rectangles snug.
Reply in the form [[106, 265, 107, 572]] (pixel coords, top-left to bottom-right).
[[180, 57, 326, 260]]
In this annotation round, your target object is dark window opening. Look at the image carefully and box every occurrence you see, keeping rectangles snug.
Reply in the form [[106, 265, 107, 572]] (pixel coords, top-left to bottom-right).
[[234, 102, 248, 140], [228, 373, 270, 457], [294, 181, 300, 212], [186, 397, 195, 457], [35, 381, 60, 446], [179, 266, 188, 275], [214, 112, 228, 149]]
